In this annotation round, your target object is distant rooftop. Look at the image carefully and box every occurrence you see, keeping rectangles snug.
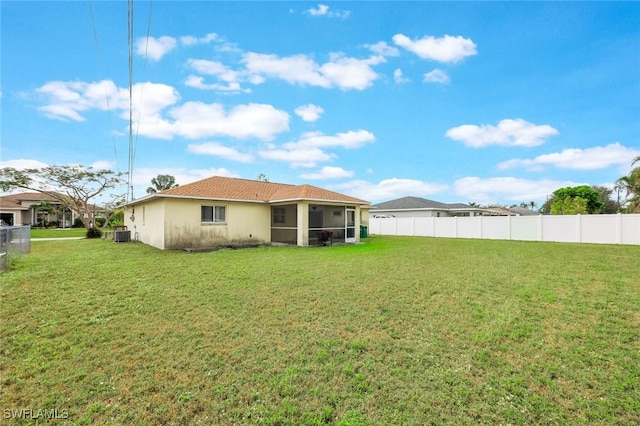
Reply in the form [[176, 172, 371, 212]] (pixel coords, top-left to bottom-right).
[[371, 196, 472, 210]]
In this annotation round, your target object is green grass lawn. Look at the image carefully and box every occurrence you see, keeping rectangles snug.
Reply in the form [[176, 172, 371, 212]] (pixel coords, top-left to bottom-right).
[[1, 236, 639, 425], [29, 228, 87, 239]]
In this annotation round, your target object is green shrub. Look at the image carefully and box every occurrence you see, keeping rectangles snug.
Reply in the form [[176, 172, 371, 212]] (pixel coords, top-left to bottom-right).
[[86, 227, 102, 239], [109, 209, 124, 227], [73, 218, 84, 228]]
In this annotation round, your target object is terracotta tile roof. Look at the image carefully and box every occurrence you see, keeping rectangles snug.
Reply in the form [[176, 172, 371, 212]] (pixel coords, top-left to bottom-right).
[[153, 176, 369, 205]]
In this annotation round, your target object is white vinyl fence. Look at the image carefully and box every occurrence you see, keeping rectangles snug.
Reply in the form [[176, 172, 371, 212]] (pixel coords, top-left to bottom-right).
[[369, 214, 640, 246]]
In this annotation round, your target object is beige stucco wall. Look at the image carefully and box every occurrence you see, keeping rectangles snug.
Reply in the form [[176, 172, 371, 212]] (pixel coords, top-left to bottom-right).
[[125, 198, 166, 249], [126, 197, 273, 250], [126, 197, 366, 250]]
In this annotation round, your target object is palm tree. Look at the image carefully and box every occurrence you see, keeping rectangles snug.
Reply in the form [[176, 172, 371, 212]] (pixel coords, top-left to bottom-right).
[[616, 158, 640, 212], [32, 201, 55, 228], [147, 174, 178, 194]]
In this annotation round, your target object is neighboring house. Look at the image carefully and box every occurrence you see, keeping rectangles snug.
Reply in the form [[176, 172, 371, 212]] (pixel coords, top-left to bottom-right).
[[122, 176, 371, 250], [370, 196, 493, 218], [508, 206, 541, 216], [0, 192, 78, 227], [485, 206, 541, 216]]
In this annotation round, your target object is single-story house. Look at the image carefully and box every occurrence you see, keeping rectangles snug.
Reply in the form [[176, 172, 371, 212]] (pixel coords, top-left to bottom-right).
[[122, 176, 371, 250], [0, 192, 78, 227], [370, 196, 494, 218], [486, 206, 541, 216]]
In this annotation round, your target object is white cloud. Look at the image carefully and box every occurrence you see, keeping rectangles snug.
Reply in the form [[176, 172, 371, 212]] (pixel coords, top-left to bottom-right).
[[187, 59, 240, 83], [169, 102, 290, 140], [453, 176, 580, 205], [306, 4, 350, 19], [33, 80, 289, 141], [393, 34, 477, 63], [368, 41, 400, 57], [394, 69, 410, 84], [243, 52, 381, 91], [185, 59, 249, 92], [287, 130, 375, 149], [244, 52, 329, 87], [259, 145, 335, 168], [295, 104, 324, 122], [320, 54, 383, 90], [184, 75, 248, 93], [308, 4, 329, 15], [498, 142, 640, 171], [300, 166, 354, 180], [187, 142, 253, 163], [136, 36, 177, 61], [0, 159, 49, 170], [446, 119, 559, 148], [423, 69, 450, 84], [36, 80, 113, 121], [258, 129, 374, 168], [180, 33, 219, 46], [89, 160, 117, 170], [331, 178, 449, 203], [35, 80, 180, 131]]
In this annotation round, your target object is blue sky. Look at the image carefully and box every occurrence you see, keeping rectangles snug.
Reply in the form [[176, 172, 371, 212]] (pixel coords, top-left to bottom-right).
[[2, 1, 639, 206]]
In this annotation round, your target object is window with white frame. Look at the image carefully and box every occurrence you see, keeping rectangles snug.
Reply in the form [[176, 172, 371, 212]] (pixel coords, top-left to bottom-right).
[[201, 205, 226, 223]]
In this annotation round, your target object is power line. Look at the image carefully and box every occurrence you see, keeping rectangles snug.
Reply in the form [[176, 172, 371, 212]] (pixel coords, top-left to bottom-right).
[[133, 0, 154, 196], [127, 0, 135, 202], [127, 0, 154, 202], [88, 0, 120, 173]]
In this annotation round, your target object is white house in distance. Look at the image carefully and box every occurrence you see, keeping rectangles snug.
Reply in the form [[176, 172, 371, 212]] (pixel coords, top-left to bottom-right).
[[0, 192, 77, 227], [369, 196, 493, 218], [122, 176, 371, 250]]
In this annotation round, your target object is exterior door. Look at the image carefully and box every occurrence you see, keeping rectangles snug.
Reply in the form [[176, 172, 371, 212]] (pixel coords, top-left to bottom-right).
[[345, 208, 356, 243]]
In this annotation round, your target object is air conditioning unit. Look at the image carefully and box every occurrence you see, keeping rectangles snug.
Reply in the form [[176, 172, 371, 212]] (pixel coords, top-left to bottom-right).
[[114, 230, 131, 243]]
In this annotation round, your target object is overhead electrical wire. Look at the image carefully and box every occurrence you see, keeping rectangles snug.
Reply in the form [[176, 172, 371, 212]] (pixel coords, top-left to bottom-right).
[[127, 0, 135, 202], [88, 0, 120, 173], [132, 0, 154, 199], [127, 0, 154, 202], [90, 0, 153, 202]]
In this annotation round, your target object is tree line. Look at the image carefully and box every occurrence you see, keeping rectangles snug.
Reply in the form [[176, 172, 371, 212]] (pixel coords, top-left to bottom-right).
[[538, 156, 639, 214]]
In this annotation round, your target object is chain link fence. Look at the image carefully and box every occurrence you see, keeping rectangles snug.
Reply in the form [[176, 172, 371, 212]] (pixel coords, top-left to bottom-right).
[[0, 226, 31, 271]]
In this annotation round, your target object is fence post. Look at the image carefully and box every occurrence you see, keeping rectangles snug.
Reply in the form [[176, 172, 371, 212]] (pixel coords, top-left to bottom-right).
[[577, 214, 582, 244], [616, 213, 622, 245], [538, 214, 544, 241]]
